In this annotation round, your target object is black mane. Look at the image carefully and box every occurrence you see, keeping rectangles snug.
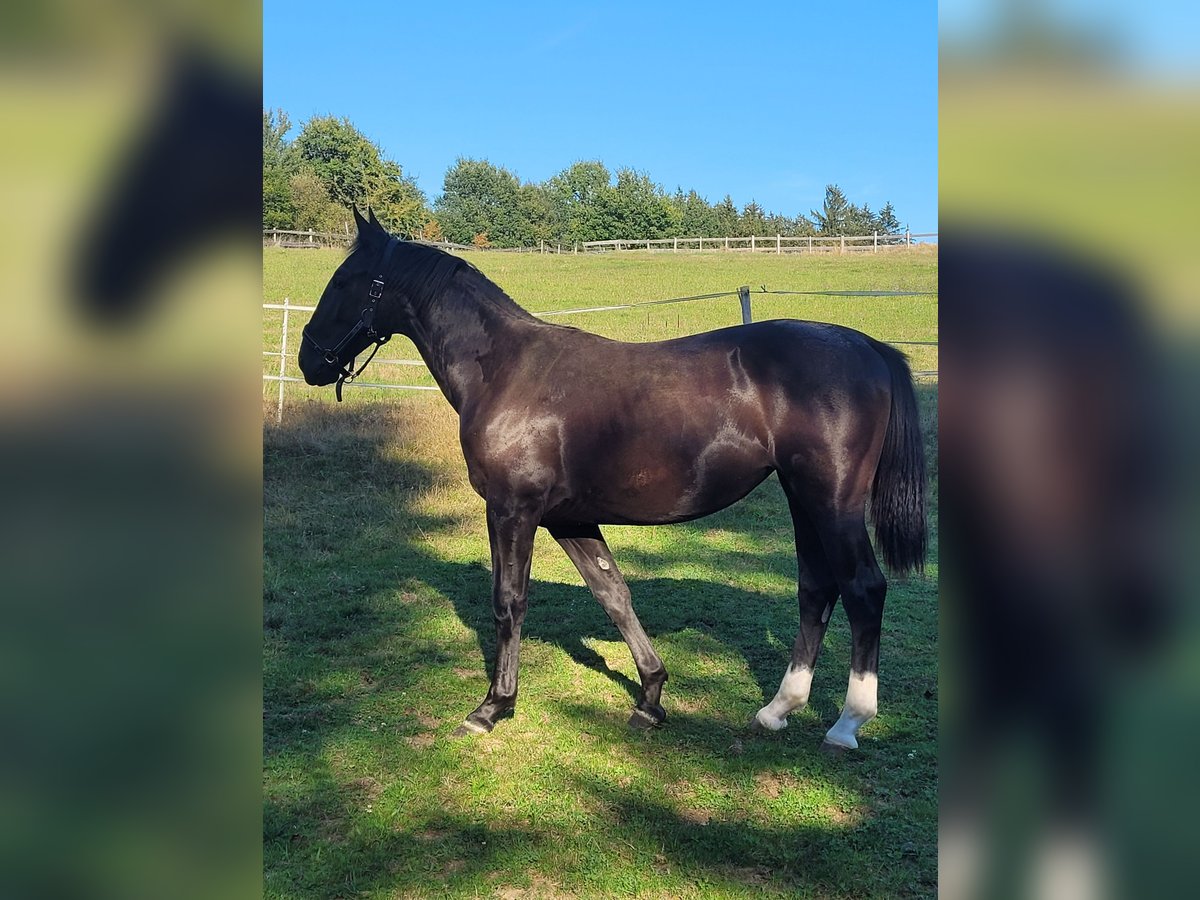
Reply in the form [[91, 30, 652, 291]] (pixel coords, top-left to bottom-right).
[[368, 239, 534, 321], [363, 238, 472, 301]]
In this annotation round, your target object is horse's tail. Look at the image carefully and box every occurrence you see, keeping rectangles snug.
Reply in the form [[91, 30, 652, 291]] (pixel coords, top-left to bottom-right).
[[868, 339, 928, 575]]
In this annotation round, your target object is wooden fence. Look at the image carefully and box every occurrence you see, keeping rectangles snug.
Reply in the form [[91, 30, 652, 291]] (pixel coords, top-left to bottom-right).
[[264, 229, 937, 254], [262, 230, 570, 253], [580, 232, 936, 253]]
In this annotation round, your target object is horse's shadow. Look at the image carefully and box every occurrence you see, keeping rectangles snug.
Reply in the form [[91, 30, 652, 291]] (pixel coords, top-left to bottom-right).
[[429, 553, 852, 730]]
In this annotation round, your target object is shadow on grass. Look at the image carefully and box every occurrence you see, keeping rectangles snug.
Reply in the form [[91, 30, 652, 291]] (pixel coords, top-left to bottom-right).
[[264, 394, 938, 897]]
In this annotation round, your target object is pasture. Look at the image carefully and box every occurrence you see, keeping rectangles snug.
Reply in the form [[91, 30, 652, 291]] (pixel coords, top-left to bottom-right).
[[263, 248, 938, 898]]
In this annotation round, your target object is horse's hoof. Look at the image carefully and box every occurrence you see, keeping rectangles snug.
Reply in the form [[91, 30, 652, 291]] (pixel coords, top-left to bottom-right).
[[819, 738, 850, 755], [628, 708, 662, 730], [451, 718, 491, 738]]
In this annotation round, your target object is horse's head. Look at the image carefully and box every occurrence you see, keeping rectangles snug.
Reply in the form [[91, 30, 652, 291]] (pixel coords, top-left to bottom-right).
[[298, 207, 399, 397]]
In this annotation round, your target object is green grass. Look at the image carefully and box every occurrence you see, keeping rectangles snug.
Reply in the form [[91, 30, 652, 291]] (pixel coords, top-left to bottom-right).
[[264, 249, 938, 898]]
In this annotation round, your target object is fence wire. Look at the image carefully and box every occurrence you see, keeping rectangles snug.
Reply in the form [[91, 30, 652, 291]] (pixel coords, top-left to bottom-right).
[[265, 285, 937, 409]]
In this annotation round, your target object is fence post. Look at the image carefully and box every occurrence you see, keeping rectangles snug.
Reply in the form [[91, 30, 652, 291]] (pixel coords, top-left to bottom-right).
[[724, 236, 729, 251], [277, 297, 290, 424], [906, 229, 911, 247], [738, 285, 752, 325], [777, 234, 781, 254], [808, 236, 813, 251], [874, 231, 878, 252], [750, 235, 756, 252], [840, 234, 845, 254], [673, 237, 678, 252]]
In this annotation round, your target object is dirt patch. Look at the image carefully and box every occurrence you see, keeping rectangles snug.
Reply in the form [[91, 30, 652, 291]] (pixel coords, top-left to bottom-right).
[[753, 769, 799, 799], [494, 872, 575, 898], [440, 859, 466, 878], [413, 827, 451, 844], [405, 732, 435, 750], [824, 802, 864, 827], [727, 865, 773, 886], [678, 807, 711, 826], [414, 712, 440, 729], [671, 695, 706, 714], [350, 776, 383, 802]]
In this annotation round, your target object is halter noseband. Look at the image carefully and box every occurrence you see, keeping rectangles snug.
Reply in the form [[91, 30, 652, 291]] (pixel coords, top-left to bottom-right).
[[302, 237, 398, 401]]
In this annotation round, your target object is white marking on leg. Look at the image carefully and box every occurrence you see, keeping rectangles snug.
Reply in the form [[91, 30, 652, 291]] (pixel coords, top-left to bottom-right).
[[1031, 826, 1105, 900], [823, 670, 878, 749], [939, 812, 985, 900], [458, 719, 489, 735], [755, 664, 813, 731], [820, 601, 833, 624]]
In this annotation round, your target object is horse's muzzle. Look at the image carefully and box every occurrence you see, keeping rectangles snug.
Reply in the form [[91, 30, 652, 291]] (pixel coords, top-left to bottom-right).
[[297, 344, 340, 386]]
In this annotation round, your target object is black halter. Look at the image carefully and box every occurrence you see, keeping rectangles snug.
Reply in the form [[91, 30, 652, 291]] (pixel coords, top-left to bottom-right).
[[302, 237, 397, 401]]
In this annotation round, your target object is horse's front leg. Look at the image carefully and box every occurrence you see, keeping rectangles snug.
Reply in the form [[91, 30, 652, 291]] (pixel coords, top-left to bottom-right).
[[453, 497, 540, 736]]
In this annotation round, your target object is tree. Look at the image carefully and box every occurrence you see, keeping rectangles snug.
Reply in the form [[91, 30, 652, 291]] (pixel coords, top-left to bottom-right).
[[846, 202, 878, 237], [364, 159, 429, 237], [262, 109, 296, 228], [546, 161, 613, 244], [292, 115, 428, 235], [289, 167, 348, 234], [606, 169, 673, 240], [518, 182, 557, 245], [435, 158, 533, 247], [875, 201, 903, 244], [261, 109, 910, 244], [740, 200, 768, 237], [671, 190, 721, 237], [714, 195, 740, 237], [811, 184, 852, 235], [420, 218, 444, 242]]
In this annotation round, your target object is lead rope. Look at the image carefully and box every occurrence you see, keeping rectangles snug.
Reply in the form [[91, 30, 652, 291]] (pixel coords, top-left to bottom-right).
[[334, 334, 391, 402]]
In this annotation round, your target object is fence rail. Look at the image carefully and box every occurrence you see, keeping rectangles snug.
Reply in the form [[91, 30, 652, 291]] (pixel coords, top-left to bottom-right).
[[580, 232, 937, 253], [264, 230, 937, 254], [265, 287, 937, 419], [261, 230, 571, 253]]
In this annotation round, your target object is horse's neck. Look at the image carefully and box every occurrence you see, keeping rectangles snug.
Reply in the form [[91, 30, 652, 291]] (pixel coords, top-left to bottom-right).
[[406, 273, 538, 412]]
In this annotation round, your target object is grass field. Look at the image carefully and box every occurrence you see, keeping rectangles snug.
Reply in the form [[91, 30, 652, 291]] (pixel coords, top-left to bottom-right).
[[264, 248, 938, 898]]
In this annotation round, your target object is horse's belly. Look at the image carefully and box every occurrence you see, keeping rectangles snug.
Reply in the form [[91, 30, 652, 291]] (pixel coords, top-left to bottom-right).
[[570, 451, 773, 526]]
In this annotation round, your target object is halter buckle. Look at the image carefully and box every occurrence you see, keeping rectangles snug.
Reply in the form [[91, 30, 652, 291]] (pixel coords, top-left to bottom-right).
[[368, 278, 385, 299]]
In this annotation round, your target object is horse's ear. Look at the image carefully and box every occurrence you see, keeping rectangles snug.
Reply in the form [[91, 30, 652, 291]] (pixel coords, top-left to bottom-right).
[[352, 206, 370, 236], [367, 207, 383, 231]]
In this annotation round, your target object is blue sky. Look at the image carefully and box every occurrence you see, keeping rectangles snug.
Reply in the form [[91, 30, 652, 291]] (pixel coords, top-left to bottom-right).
[[264, 2, 938, 232]]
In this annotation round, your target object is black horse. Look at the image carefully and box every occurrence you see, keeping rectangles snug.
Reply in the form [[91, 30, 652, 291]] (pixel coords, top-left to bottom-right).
[[298, 208, 927, 748]]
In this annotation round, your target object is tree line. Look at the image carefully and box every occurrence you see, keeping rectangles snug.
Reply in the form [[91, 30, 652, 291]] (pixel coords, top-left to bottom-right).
[[264, 109, 907, 247]]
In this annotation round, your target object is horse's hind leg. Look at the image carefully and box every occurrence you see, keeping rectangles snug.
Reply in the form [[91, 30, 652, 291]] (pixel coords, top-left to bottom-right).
[[817, 515, 887, 750], [754, 495, 840, 731], [550, 523, 668, 728]]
